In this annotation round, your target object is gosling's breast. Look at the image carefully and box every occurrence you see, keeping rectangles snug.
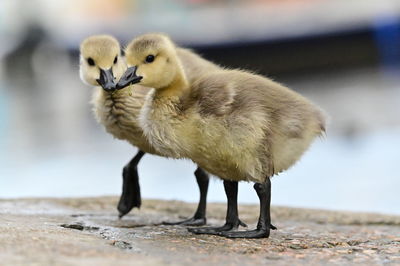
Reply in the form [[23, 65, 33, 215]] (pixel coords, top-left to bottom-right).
[[93, 87, 145, 141]]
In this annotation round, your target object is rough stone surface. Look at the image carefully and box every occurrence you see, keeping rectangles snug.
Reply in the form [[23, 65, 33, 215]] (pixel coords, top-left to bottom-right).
[[0, 197, 399, 265]]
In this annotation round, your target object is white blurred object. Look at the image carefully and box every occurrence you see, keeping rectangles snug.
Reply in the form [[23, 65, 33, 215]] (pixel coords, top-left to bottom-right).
[[2, 0, 400, 50]]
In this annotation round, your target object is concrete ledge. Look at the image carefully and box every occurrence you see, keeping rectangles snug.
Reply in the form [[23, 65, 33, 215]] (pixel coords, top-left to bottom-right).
[[1, 197, 399, 265]]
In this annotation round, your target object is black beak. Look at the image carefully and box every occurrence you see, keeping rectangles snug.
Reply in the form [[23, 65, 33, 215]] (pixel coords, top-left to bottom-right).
[[96, 68, 116, 92], [116, 66, 143, 90]]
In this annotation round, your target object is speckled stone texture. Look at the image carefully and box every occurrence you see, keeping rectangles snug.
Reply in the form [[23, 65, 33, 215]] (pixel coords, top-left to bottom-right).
[[1, 197, 399, 265]]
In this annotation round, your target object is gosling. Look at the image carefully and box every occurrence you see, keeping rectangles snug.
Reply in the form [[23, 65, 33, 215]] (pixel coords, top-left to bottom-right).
[[80, 35, 214, 225], [116, 33, 326, 238]]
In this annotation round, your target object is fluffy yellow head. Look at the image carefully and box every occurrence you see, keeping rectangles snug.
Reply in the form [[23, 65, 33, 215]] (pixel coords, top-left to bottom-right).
[[124, 33, 181, 89], [79, 35, 125, 87]]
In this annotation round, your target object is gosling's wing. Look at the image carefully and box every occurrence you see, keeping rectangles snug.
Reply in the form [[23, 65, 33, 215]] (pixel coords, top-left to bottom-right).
[[191, 75, 235, 117]]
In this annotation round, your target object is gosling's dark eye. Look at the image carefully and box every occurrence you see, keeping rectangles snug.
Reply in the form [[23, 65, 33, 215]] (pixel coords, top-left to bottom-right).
[[87, 57, 95, 66], [145, 55, 155, 63], [113, 56, 118, 64]]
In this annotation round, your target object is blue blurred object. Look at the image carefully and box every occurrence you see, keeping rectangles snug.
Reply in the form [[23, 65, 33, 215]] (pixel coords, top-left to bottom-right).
[[373, 15, 400, 67]]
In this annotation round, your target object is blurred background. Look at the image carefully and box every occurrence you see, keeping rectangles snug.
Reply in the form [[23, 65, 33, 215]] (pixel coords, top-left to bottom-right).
[[1, 0, 399, 215]]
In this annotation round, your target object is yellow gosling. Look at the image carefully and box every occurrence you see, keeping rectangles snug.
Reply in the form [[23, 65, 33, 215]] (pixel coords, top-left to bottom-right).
[[118, 33, 326, 238]]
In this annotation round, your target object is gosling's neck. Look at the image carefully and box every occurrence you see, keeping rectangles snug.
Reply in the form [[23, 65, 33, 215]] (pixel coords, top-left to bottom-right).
[[154, 67, 189, 100]]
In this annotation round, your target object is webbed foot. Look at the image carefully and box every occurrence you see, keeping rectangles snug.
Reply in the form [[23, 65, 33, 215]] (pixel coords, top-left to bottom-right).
[[188, 219, 247, 235], [162, 217, 207, 226], [219, 228, 270, 239]]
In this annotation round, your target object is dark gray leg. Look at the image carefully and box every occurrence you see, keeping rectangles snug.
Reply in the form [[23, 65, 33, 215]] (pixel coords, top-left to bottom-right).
[[188, 180, 247, 234], [117, 150, 145, 218], [219, 177, 272, 238], [163, 167, 210, 226]]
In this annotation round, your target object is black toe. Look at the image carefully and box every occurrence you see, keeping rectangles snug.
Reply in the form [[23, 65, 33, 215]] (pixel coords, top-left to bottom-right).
[[163, 217, 206, 226], [219, 228, 270, 239]]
